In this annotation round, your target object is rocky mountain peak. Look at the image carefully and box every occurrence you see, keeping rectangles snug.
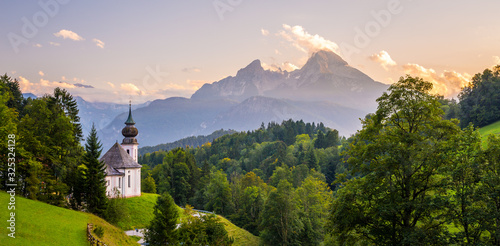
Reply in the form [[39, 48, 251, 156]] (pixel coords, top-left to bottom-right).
[[300, 50, 348, 74], [236, 59, 264, 77]]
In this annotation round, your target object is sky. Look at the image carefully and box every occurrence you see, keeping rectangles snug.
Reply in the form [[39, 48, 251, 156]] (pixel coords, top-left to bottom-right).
[[1, 0, 499, 104]]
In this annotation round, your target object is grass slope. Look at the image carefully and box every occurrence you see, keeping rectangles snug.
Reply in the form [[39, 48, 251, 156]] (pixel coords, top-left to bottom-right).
[[0, 192, 137, 246], [122, 193, 260, 246], [479, 120, 500, 147]]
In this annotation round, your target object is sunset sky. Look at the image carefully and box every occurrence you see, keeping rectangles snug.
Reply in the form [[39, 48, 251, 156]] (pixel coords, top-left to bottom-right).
[[1, 0, 499, 103]]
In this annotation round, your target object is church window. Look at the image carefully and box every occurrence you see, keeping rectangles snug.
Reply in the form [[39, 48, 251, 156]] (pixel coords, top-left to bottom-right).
[[127, 149, 130, 154], [119, 178, 121, 188], [128, 175, 131, 188]]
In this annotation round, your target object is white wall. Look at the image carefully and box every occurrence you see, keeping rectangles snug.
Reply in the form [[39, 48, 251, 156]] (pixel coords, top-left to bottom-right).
[[105, 175, 123, 197], [117, 167, 141, 197], [121, 143, 139, 162]]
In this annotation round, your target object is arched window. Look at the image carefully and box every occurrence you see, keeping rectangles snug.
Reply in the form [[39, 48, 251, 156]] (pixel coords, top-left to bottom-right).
[[127, 149, 130, 154]]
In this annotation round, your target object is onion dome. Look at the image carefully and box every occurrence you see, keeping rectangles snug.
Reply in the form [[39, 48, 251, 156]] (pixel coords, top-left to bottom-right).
[[122, 102, 138, 144]]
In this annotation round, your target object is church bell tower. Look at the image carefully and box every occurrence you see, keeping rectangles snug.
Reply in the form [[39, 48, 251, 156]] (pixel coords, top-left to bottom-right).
[[121, 102, 139, 162]]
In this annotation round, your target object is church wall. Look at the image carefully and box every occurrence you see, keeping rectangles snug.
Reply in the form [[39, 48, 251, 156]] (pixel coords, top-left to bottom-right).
[[119, 167, 141, 197], [105, 175, 123, 197]]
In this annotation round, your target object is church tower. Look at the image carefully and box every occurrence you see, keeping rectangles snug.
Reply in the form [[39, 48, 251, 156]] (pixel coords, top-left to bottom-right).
[[121, 102, 139, 162]]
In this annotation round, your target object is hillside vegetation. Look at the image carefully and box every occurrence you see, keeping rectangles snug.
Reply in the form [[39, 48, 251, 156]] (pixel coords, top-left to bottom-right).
[[120, 193, 260, 245], [0, 192, 137, 246], [479, 120, 500, 146]]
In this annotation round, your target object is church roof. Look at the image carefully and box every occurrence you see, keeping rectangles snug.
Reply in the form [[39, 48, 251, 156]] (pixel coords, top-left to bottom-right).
[[100, 142, 142, 171]]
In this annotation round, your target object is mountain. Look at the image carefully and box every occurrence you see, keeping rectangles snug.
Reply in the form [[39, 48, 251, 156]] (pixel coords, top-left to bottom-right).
[[99, 97, 238, 147], [97, 50, 388, 148], [75, 97, 150, 140], [22, 93, 37, 99], [192, 50, 387, 111]]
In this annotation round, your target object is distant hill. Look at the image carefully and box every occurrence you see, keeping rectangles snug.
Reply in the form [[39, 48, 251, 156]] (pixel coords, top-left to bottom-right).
[[0, 192, 137, 246], [98, 50, 387, 147], [22, 93, 37, 99], [139, 129, 237, 156]]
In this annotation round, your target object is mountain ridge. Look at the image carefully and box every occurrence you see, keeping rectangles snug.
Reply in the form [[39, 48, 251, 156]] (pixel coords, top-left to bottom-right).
[[95, 49, 387, 147]]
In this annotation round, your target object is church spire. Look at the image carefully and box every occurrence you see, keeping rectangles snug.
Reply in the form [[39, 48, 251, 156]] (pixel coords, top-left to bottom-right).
[[125, 100, 135, 125]]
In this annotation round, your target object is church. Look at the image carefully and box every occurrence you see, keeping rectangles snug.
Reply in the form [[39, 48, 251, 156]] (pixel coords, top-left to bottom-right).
[[100, 104, 142, 198]]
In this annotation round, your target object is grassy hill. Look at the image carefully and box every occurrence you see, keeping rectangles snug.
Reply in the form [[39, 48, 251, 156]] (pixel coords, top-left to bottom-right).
[[0, 192, 137, 246], [122, 193, 261, 246], [479, 120, 500, 147]]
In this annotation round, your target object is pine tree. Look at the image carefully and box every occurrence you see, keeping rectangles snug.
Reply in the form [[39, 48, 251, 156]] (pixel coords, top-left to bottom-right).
[[145, 192, 179, 245], [84, 123, 108, 216]]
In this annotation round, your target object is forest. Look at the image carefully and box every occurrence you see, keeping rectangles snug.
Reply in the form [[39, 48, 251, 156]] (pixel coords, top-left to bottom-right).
[[1, 66, 500, 245]]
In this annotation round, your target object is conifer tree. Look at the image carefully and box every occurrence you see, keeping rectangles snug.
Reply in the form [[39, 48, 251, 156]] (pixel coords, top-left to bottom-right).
[[84, 123, 108, 216], [145, 192, 179, 245]]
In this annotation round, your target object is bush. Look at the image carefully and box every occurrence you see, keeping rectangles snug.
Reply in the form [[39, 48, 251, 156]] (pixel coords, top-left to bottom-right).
[[93, 225, 104, 238]]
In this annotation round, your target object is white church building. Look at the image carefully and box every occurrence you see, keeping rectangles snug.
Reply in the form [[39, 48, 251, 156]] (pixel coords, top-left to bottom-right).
[[100, 104, 142, 198]]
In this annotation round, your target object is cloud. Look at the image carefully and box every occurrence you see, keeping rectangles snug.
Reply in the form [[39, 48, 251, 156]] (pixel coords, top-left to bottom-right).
[[275, 49, 281, 55], [38, 71, 44, 76], [182, 67, 202, 73], [53, 29, 84, 41], [49, 42, 60, 46], [402, 63, 471, 98], [262, 61, 299, 72], [494, 56, 500, 65], [33, 43, 42, 48], [18, 76, 34, 92], [370, 50, 397, 70], [40, 79, 76, 89], [107, 82, 115, 88], [120, 83, 143, 95], [277, 24, 340, 55], [93, 38, 105, 48], [261, 28, 270, 36]]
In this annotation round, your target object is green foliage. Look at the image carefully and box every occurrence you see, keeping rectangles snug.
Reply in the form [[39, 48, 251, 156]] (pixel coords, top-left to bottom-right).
[[139, 129, 237, 156], [142, 173, 157, 194], [145, 192, 180, 245], [481, 134, 500, 244], [0, 191, 138, 246], [329, 76, 461, 245], [459, 66, 500, 128], [0, 73, 25, 115], [178, 206, 234, 245], [84, 124, 108, 217], [93, 225, 105, 238], [105, 189, 130, 226], [205, 170, 234, 215], [260, 179, 303, 246], [16, 88, 83, 206], [296, 176, 332, 245]]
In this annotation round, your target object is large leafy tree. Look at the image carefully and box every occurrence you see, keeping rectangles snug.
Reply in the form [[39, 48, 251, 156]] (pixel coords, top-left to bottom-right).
[[205, 170, 234, 215], [84, 123, 108, 216], [445, 125, 487, 244], [296, 176, 332, 245], [145, 192, 179, 245], [260, 179, 303, 246], [481, 134, 500, 244], [328, 76, 461, 245]]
